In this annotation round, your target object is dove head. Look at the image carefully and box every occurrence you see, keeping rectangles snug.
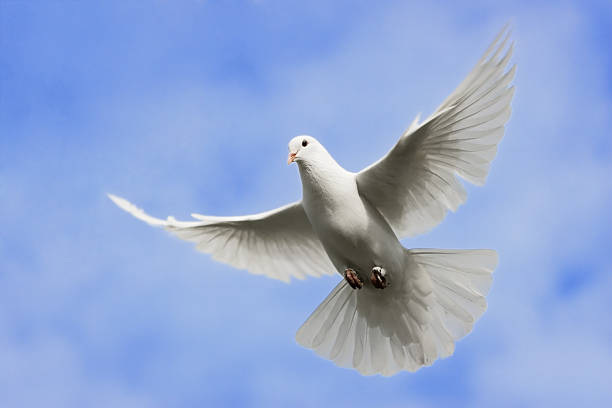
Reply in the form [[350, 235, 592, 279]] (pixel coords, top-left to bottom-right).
[[288, 135, 344, 186], [287, 135, 326, 165]]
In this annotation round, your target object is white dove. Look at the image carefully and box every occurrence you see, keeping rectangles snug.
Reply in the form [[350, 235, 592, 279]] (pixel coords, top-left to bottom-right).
[[109, 27, 514, 376]]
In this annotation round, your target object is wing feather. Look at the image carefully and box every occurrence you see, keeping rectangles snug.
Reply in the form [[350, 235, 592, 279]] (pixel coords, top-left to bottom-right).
[[108, 194, 335, 282], [356, 27, 515, 238]]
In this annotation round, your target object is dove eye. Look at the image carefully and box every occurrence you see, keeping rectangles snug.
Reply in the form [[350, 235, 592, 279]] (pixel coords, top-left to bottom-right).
[[302, 140, 308, 147]]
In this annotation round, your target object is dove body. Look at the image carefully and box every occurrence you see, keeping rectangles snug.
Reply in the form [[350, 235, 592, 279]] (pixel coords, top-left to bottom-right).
[[290, 135, 405, 286]]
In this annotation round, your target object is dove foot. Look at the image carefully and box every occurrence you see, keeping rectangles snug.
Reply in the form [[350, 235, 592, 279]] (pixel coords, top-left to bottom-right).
[[370, 267, 387, 289], [344, 268, 363, 289]]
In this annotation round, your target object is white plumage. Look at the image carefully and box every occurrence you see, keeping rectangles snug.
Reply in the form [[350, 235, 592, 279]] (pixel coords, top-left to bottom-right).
[[109, 27, 514, 376], [108, 195, 335, 282]]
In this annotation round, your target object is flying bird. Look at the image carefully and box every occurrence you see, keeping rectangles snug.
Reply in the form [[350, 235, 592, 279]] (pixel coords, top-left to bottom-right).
[[109, 27, 515, 376]]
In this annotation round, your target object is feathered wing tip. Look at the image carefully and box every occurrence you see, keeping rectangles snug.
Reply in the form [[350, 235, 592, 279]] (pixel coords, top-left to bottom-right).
[[296, 249, 497, 376], [107, 193, 194, 227], [437, 23, 514, 114], [107, 193, 167, 226]]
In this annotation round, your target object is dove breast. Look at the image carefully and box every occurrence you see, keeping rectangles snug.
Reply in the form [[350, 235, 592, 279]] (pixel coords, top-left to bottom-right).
[[298, 160, 405, 283]]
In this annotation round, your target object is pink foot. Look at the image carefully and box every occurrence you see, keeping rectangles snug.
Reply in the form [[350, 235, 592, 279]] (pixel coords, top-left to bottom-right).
[[370, 267, 387, 289], [344, 268, 363, 289]]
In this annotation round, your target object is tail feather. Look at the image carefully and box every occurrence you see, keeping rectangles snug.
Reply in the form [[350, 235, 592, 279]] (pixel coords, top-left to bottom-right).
[[414, 249, 497, 339], [296, 249, 497, 376]]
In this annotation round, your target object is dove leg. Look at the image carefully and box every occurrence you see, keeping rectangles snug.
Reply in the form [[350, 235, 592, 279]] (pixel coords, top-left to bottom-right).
[[370, 266, 387, 289], [344, 268, 363, 290]]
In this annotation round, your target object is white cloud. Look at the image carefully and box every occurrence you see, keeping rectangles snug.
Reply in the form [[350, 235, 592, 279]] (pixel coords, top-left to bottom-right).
[[1, 1, 611, 407]]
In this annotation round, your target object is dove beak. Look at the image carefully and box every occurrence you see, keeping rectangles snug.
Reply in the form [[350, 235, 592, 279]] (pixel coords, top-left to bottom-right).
[[287, 152, 297, 164]]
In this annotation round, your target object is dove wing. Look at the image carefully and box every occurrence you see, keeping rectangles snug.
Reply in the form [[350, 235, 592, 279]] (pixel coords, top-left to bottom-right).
[[356, 27, 515, 238], [109, 194, 335, 282]]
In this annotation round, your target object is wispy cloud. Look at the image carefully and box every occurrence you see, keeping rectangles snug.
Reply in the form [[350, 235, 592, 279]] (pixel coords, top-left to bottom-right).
[[1, 1, 611, 407]]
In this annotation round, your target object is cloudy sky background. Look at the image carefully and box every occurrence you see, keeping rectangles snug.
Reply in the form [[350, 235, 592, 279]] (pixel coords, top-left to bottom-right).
[[1, 0, 611, 406]]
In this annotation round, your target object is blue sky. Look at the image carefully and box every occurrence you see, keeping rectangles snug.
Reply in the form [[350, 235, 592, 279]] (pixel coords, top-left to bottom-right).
[[1, 1, 612, 407]]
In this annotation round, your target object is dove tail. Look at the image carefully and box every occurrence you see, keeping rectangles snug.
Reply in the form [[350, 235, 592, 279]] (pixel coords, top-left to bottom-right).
[[295, 249, 497, 376]]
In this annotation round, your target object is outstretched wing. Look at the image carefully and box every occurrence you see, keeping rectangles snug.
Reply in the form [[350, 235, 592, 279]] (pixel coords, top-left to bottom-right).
[[356, 27, 515, 238], [108, 194, 335, 282]]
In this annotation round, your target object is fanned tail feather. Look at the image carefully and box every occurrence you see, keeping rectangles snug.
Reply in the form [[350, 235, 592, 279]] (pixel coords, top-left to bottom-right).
[[296, 249, 497, 376]]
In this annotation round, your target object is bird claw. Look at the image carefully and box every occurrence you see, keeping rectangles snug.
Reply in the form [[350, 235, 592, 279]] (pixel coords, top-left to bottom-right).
[[370, 267, 387, 289], [344, 268, 363, 289]]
